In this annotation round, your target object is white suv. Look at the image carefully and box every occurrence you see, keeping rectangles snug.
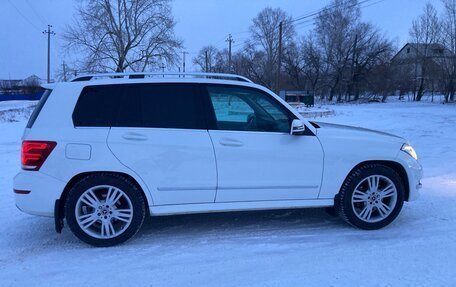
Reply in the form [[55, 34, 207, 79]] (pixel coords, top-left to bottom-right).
[[14, 73, 423, 247]]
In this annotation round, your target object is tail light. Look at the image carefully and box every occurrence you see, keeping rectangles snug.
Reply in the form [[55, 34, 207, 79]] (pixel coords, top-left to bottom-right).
[[21, 141, 57, 171]]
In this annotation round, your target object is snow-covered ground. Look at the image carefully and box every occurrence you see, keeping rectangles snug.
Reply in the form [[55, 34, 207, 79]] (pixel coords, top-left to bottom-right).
[[0, 101, 36, 112], [0, 101, 455, 286]]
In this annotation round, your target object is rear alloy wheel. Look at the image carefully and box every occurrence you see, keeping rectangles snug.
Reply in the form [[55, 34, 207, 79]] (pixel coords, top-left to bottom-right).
[[75, 185, 133, 239], [338, 164, 405, 230], [66, 174, 146, 247]]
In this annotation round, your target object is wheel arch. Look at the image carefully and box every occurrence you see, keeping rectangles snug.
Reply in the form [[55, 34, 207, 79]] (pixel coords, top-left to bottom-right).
[[341, 160, 410, 201], [57, 171, 151, 219]]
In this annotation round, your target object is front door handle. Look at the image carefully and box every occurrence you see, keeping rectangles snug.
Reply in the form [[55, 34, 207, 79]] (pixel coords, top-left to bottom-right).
[[122, 132, 148, 141], [219, 138, 243, 147]]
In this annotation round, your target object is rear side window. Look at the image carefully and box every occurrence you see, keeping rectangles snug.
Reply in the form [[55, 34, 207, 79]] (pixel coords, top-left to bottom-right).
[[73, 84, 205, 129], [141, 84, 203, 129], [72, 86, 121, 127], [27, 89, 52, 128]]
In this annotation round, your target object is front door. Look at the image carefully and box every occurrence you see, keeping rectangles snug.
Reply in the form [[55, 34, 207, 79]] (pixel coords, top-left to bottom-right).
[[204, 85, 324, 202]]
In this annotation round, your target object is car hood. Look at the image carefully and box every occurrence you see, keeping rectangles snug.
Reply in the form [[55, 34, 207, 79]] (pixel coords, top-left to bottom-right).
[[312, 121, 405, 143]]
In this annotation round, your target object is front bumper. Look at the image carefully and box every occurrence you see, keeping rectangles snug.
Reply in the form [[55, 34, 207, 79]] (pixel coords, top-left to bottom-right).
[[13, 171, 66, 217], [396, 151, 423, 201]]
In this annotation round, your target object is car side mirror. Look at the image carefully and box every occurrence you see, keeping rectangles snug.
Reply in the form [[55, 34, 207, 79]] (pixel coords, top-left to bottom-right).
[[290, 119, 306, 135]]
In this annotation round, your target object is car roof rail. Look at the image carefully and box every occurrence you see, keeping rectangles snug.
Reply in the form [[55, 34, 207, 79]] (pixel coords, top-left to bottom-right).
[[69, 72, 253, 83]]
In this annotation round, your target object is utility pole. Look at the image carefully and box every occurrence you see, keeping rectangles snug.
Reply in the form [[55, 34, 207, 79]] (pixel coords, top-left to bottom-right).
[[62, 61, 67, 82], [349, 34, 358, 101], [276, 21, 283, 93], [205, 50, 209, 72], [160, 63, 165, 77], [182, 51, 189, 73], [43, 25, 55, 83], [226, 34, 234, 72]]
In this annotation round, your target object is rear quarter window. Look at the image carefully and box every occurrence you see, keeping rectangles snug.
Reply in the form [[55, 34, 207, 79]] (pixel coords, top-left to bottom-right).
[[26, 89, 52, 128], [72, 86, 121, 127]]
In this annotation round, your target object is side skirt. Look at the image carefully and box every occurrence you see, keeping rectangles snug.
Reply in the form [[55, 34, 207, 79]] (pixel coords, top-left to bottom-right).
[[149, 199, 334, 216]]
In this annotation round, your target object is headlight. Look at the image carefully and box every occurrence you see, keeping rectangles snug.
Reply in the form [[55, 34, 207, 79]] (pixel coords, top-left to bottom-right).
[[401, 143, 418, 160]]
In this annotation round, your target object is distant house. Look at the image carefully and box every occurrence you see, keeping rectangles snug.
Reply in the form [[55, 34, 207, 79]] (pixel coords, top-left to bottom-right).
[[0, 75, 45, 94], [391, 43, 453, 94]]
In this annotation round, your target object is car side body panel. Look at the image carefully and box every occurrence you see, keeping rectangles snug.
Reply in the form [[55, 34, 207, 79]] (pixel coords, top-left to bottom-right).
[[315, 122, 422, 200], [13, 77, 422, 219]]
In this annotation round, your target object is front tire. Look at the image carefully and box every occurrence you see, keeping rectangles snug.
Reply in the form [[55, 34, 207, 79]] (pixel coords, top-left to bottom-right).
[[65, 173, 146, 247], [337, 164, 405, 230]]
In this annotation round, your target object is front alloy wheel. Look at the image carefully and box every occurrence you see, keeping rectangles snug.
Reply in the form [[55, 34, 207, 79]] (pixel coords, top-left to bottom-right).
[[338, 164, 405, 230], [351, 175, 398, 223]]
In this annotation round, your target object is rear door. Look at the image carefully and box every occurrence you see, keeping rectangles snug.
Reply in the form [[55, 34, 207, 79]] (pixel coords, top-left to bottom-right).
[[107, 83, 217, 205]]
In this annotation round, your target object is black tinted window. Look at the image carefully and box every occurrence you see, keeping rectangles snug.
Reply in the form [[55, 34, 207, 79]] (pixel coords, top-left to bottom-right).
[[73, 84, 204, 129], [116, 86, 142, 127], [73, 86, 120, 127], [138, 84, 203, 129]]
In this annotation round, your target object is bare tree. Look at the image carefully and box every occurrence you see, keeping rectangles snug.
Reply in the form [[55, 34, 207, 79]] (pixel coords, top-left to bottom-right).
[[440, 0, 456, 102], [247, 7, 295, 89], [64, 0, 182, 73], [282, 35, 326, 94], [192, 46, 219, 72], [282, 40, 305, 89], [409, 2, 442, 101], [348, 23, 394, 101], [213, 49, 230, 73], [315, 0, 361, 101], [192, 0, 400, 103]]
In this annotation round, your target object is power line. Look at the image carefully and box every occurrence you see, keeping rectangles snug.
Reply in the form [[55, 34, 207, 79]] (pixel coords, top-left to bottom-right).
[[7, 0, 41, 31], [357, 0, 387, 10], [211, 2, 358, 51], [288, 0, 377, 25], [201, 0, 387, 58], [292, 0, 387, 32], [25, 0, 47, 26], [231, 42, 244, 49]]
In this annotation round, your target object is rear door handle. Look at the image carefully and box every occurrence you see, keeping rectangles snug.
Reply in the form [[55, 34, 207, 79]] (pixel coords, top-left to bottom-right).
[[122, 132, 148, 141], [219, 138, 243, 147]]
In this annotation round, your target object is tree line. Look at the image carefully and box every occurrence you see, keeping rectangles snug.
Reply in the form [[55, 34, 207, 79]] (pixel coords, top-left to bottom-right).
[[192, 0, 456, 102], [62, 0, 456, 102]]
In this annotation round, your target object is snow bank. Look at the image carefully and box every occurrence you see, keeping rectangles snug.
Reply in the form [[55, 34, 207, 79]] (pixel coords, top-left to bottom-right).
[[0, 101, 36, 123], [0, 101, 455, 286]]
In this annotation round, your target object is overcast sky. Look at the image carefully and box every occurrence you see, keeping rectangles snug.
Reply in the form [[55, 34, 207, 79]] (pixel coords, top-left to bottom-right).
[[0, 0, 444, 80]]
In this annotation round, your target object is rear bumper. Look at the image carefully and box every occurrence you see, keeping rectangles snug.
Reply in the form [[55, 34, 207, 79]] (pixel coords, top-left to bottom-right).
[[14, 171, 65, 217], [396, 152, 423, 201]]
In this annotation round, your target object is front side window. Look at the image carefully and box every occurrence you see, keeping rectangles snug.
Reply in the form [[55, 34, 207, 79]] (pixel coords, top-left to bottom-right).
[[206, 86, 293, 133]]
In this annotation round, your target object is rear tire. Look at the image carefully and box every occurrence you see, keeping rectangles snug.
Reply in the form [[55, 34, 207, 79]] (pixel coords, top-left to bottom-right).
[[337, 164, 405, 230], [65, 173, 146, 247]]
